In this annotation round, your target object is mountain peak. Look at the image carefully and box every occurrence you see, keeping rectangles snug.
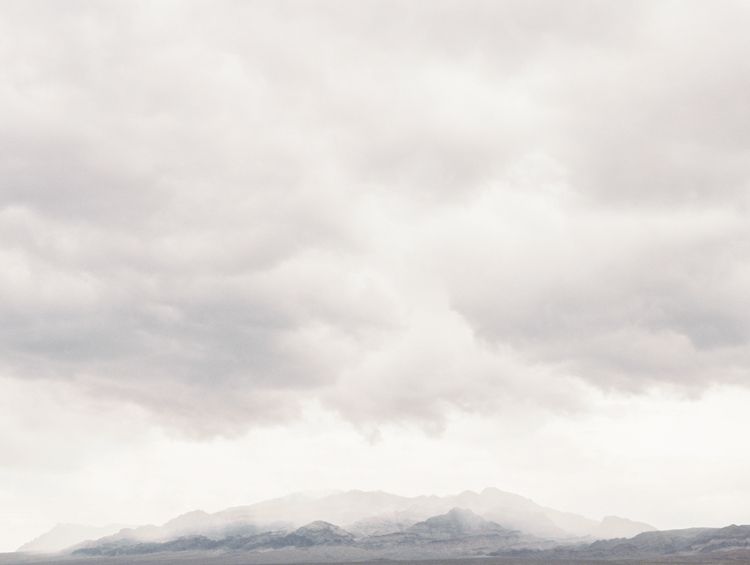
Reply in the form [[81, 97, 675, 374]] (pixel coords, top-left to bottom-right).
[[286, 521, 355, 546], [295, 521, 348, 534], [413, 507, 504, 536]]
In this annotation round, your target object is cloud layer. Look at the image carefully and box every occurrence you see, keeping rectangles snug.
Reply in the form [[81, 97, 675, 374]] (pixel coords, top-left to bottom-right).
[[2, 1, 750, 435]]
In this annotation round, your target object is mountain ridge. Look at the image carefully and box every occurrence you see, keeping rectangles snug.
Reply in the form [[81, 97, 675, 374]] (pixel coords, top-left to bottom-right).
[[16, 487, 655, 554], [63, 512, 750, 563], [71, 508, 557, 558]]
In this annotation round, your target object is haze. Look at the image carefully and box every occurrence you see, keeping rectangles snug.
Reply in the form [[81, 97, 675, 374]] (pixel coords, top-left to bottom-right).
[[2, 0, 750, 553]]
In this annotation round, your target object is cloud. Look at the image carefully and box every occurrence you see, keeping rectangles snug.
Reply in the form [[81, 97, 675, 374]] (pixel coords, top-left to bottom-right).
[[1, 1, 749, 435]]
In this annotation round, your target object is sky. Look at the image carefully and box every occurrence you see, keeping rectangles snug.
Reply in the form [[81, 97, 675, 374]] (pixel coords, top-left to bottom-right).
[[2, 0, 750, 553]]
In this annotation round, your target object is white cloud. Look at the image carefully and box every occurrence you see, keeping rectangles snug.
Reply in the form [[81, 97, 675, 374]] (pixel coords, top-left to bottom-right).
[[1, 0, 749, 432]]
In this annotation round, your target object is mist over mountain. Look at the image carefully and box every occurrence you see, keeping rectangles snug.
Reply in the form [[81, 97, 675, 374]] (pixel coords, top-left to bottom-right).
[[15, 524, 131, 554], [70, 508, 556, 560], [17, 488, 653, 554], [593, 516, 657, 540], [8, 488, 750, 563], [62, 521, 750, 563]]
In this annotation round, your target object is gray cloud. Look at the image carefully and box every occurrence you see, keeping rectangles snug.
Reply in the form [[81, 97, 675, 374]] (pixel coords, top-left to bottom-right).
[[1, 1, 749, 434]]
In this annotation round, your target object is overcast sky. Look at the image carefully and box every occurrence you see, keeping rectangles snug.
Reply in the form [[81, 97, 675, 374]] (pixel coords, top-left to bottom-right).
[[2, 0, 750, 552]]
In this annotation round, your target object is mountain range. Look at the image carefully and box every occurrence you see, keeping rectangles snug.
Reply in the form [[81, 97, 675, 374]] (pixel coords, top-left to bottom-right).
[[69, 508, 561, 560], [18, 487, 655, 554], [13, 488, 748, 562]]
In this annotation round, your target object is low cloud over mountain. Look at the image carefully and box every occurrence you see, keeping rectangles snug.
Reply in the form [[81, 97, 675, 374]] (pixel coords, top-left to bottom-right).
[[11, 492, 745, 563], [19, 488, 653, 554]]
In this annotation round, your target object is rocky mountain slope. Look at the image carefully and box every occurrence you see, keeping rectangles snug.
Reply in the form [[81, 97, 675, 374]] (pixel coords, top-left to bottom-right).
[[65, 512, 750, 563], [504, 524, 750, 560], [19, 487, 657, 553], [7, 501, 750, 564], [71, 508, 556, 559]]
